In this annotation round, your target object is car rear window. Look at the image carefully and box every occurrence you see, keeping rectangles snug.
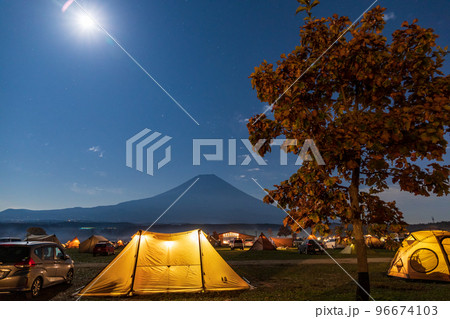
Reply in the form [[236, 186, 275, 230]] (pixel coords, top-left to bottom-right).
[[95, 243, 106, 247], [234, 239, 243, 243], [0, 246, 30, 263]]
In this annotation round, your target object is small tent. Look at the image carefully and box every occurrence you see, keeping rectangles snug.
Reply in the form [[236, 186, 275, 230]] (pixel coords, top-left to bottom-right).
[[116, 240, 124, 247], [79, 235, 109, 253], [249, 233, 277, 251], [388, 230, 450, 282], [66, 237, 80, 249], [26, 234, 62, 246], [270, 237, 293, 248], [340, 244, 356, 254], [78, 229, 249, 296]]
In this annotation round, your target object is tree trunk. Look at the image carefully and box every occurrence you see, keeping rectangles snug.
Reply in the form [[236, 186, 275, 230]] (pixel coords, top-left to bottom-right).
[[349, 160, 371, 301], [352, 218, 370, 300]]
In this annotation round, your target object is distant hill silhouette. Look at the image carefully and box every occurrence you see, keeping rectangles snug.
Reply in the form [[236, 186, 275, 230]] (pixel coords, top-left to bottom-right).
[[407, 221, 450, 232], [0, 174, 285, 224]]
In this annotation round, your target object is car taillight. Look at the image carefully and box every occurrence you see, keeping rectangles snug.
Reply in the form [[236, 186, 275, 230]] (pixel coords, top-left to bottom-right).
[[15, 257, 36, 268]]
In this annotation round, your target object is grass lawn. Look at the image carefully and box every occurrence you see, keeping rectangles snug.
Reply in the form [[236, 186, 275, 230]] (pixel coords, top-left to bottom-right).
[[66, 262, 449, 301]]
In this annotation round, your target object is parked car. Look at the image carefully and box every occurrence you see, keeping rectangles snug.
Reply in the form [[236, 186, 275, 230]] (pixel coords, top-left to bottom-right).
[[0, 241, 74, 298], [323, 238, 345, 249], [298, 239, 325, 254], [93, 242, 115, 256], [229, 238, 244, 250], [293, 239, 304, 247], [244, 238, 254, 247], [0, 237, 22, 243]]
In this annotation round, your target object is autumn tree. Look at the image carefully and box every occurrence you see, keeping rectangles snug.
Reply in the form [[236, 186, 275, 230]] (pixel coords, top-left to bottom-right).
[[247, 5, 449, 300], [278, 224, 293, 237]]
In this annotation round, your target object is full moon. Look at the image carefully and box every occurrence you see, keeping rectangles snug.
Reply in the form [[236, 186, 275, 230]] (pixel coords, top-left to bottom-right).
[[78, 14, 95, 30]]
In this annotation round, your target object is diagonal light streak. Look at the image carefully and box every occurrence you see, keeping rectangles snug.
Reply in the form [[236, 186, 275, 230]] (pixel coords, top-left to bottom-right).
[[252, 0, 378, 125], [72, 0, 200, 126]]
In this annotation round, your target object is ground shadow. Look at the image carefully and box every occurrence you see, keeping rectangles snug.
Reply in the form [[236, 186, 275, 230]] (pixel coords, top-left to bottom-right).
[[0, 283, 72, 301]]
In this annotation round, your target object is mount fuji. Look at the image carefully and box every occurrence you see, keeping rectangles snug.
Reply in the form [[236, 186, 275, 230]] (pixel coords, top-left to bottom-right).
[[0, 174, 285, 224]]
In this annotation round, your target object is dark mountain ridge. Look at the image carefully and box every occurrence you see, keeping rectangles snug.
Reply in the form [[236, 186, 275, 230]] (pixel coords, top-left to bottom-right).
[[0, 174, 285, 224]]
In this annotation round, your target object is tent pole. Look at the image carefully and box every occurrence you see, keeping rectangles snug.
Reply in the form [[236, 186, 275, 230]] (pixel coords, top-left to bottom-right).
[[198, 230, 206, 292], [129, 230, 142, 296], [436, 235, 450, 269]]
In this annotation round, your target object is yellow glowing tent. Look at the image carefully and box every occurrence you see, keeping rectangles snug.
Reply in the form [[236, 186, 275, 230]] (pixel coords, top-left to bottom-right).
[[66, 237, 80, 249], [78, 229, 250, 296], [340, 244, 356, 254], [388, 230, 450, 282], [79, 235, 109, 253]]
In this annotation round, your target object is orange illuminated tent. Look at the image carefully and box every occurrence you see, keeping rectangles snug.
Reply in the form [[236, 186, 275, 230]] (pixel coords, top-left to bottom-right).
[[117, 240, 124, 247], [270, 237, 293, 248], [388, 230, 450, 282], [78, 229, 249, 296], [66, 237, 80, 249]]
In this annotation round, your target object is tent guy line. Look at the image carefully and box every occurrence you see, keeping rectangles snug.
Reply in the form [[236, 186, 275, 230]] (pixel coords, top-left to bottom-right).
[[71, 0, 200, 126], [251, 0, 379, 126], [251, 177, 376, 301], [76, 177, 200, 300]]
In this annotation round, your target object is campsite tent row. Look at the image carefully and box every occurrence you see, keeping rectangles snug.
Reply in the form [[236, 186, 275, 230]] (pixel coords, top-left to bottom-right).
[[217, 231, 294, 249], [62, 236, 126, 252], [74, 229, 450, 298]]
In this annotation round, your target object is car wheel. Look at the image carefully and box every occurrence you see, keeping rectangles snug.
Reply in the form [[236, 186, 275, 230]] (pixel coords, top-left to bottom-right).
[[26, 277, 42, 299], [65, 269, 74, 285]]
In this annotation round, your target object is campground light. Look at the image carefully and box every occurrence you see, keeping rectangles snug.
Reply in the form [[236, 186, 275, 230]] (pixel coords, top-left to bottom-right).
[[191, 231, 199, 241], [164, 241, 174, 248]]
